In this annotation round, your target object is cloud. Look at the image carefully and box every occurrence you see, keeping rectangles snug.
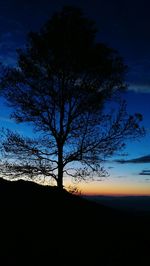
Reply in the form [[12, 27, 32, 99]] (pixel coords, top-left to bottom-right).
[[116, 175, 127, 178], [116, 155, 150, 164], [128, 84, 150, 93], [0, 30, 24, 66], [0, 116, 13, 123], [139, 170, 150, 176], [127, 59, 150, 93]]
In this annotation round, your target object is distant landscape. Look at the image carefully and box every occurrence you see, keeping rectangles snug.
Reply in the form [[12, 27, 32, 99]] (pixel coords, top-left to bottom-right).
[[84, 195, 150, 213]]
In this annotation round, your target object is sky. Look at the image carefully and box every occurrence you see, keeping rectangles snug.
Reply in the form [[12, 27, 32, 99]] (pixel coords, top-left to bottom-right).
[[0, 0, 150, 195]]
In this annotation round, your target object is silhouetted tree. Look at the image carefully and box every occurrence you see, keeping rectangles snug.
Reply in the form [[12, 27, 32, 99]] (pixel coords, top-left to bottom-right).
[[0, 6, 145, 189]]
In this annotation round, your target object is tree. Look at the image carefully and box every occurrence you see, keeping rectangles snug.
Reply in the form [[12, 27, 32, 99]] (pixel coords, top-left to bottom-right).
[[0, 6, 145, 189]]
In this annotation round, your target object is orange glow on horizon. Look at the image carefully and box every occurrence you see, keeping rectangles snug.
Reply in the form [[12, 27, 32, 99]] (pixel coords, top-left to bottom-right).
[[65, 179, 150, 196]]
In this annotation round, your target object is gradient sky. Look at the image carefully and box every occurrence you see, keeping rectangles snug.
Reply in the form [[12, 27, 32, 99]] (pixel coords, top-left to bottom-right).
[[0, 0, 150, 195]]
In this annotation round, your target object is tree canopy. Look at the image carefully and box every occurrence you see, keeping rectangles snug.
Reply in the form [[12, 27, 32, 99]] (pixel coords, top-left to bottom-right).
[[0, 6, 145, 189]]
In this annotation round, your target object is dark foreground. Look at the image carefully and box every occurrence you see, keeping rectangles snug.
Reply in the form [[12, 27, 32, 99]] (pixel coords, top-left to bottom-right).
[[0, 178, 149, 266]]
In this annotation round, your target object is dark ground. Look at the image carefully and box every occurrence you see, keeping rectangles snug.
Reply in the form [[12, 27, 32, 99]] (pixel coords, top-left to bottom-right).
[[0, 178, 149, 266]]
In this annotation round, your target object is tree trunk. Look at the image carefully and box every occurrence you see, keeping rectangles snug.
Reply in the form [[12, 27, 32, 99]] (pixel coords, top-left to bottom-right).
[[57, 145, 63, 190], [57, 77, 65, 190], [57, 173, 63, 190]]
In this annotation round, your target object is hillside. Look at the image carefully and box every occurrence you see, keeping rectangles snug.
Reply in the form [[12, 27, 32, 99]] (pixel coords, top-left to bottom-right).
[[0, 178, 149, 266]]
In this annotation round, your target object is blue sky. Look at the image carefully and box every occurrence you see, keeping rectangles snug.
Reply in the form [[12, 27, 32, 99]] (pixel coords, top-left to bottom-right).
[[0, 0, 150, 194]]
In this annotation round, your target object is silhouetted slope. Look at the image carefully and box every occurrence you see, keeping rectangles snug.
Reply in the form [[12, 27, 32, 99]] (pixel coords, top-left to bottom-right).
[[0, 178, 149, 266]]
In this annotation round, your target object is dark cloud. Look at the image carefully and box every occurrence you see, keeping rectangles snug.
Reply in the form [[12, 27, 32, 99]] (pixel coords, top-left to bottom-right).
[[139, 170, 150, 176], [116, 155, 150, 164], [128, 84, 150, 94], [127, 59, 150, 92], [116, 175, 127, 178]]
